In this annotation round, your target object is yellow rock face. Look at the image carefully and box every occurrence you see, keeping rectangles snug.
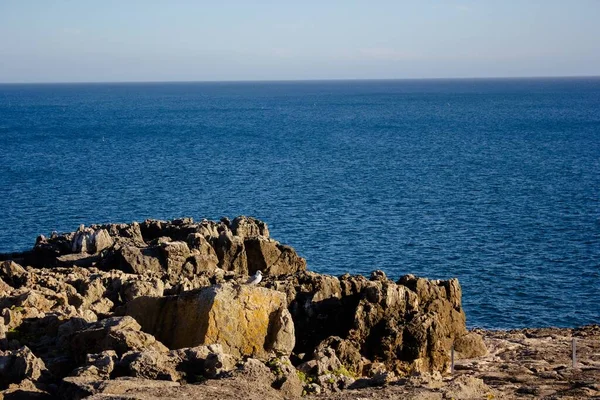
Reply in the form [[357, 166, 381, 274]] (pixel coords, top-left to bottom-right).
[[126, 284, 295, 360]]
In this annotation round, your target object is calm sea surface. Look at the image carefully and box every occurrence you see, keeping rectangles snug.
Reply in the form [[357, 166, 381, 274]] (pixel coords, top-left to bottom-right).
[[0, 78, 598, 329]]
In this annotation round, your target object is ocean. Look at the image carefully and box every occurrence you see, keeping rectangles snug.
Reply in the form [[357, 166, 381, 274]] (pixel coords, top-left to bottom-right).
[[0, 78, 598, 329]]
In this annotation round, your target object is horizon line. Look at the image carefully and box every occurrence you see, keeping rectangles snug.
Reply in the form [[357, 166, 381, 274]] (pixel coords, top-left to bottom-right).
[[1, 74, 599, 86]]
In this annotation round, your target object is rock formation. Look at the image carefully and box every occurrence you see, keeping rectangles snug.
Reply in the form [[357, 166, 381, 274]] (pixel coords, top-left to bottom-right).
[[5, 216, 590, 399], [125, 284, 295, 359]]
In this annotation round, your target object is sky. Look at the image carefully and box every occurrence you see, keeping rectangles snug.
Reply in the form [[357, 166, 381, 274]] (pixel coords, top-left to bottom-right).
[[1, 0, 599, 83]]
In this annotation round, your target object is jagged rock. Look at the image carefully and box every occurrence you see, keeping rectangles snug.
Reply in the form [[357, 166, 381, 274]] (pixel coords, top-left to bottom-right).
[[268, 270, 466, 376], [0, 216, 481, 394], [139, 219, 166, 242], [278, 271, 359, 354], [0, 346, 48, 389], [454, 332, 487, 359], [238, 358, 274, 384], [0, 380, 54, 399], [71, 350, 117, 379], [160, 241, 191, 280], [244, 237, 306, 276], [140, 218, 197, 242], [126, 284, 295, 359], [69, 316, 168, 363], [120, 277, 165, 302], [88, 297, 114, 316], [269, 357, 304, 398], [28, 234, 73, 267], [79, 277, 106, 307], [118, 350, 181, 381], [71, 227, 114, 254], [0, 261, 27, 288], [98, 222, 145, 247], [298, 343, 342, 376], [0, 290, 55, 323], [107, 244, 163, 275], [169, 343, 236, 380], [231, 216, 270, 239], [202, 352, 236, 379], [184, 233, 219, 275], [92, 229, 114, 253], [314, 336, 363, 376], [214, 231, 248, 274], [196, 219, 221, 238]]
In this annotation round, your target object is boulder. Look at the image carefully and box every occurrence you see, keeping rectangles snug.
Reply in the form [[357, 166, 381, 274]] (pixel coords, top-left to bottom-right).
[[0, 346, 48, 389], [92, 229, 114, 253], [184, 233, 219, 275], [244, 237, 306, 276], [71, 350, 118, 379], [173, 343, 236, 380], [120, 277, 165, 302], [107, 245, 163, 275], [69, 316, 168, 363], [160, 241, 190, 275], [0, 261, 27, 288], [71, 227, 114, 254], [118, 350, 181, 381], [126, 284, 295, 359], [214, 231, 248, 274], [231, 216, 270, 239], [97, 222, 145, 247], [454, 332, 487, 359], [268, 357, 304, 398]]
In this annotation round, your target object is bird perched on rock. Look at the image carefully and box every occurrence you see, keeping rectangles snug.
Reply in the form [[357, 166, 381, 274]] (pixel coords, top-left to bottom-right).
[[245, 270, 262, 285]]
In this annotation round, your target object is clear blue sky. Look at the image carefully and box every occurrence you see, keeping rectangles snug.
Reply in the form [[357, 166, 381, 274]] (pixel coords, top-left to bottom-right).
[[1, 0, 599, 83]]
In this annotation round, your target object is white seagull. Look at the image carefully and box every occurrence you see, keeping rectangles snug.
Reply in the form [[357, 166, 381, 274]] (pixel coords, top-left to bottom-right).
[[245, 270, 263, 285]]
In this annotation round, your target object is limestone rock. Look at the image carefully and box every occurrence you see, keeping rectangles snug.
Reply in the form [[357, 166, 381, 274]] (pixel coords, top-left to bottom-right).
[[92, 229, 114, 253], [126, 284, 295, 359], [172, 343, 236, 380], [108, 245, 163, 275], [184, 233, 219, 275], [214, 231, 248, 274], [72, 350, 118, 379], [71, 228, 114, 254], [0, 346, 48, 389], [118, 350, 181, 381], [244, 237, 306, 276], [120, 277, 165, 302], [0, 261, 27, 288], [267, 271, 466, 376], [69, 316, 168, 363], [160, 241, 190, 275], [140, 218, 197, 242], [454, 332, 488, 359], [97, 221, 145, 247], [231, 216, 270, 239]]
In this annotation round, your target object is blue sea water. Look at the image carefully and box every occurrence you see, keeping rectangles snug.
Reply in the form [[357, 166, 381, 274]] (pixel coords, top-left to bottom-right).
[[0, 78, 599, 329]]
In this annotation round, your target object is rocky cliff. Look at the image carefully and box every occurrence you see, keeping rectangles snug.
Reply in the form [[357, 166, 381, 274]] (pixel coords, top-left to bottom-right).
[[0, 216, 488, 399]]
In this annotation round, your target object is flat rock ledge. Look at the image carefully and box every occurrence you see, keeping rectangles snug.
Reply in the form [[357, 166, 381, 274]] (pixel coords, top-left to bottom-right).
[[0, 217, 598, 399]]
